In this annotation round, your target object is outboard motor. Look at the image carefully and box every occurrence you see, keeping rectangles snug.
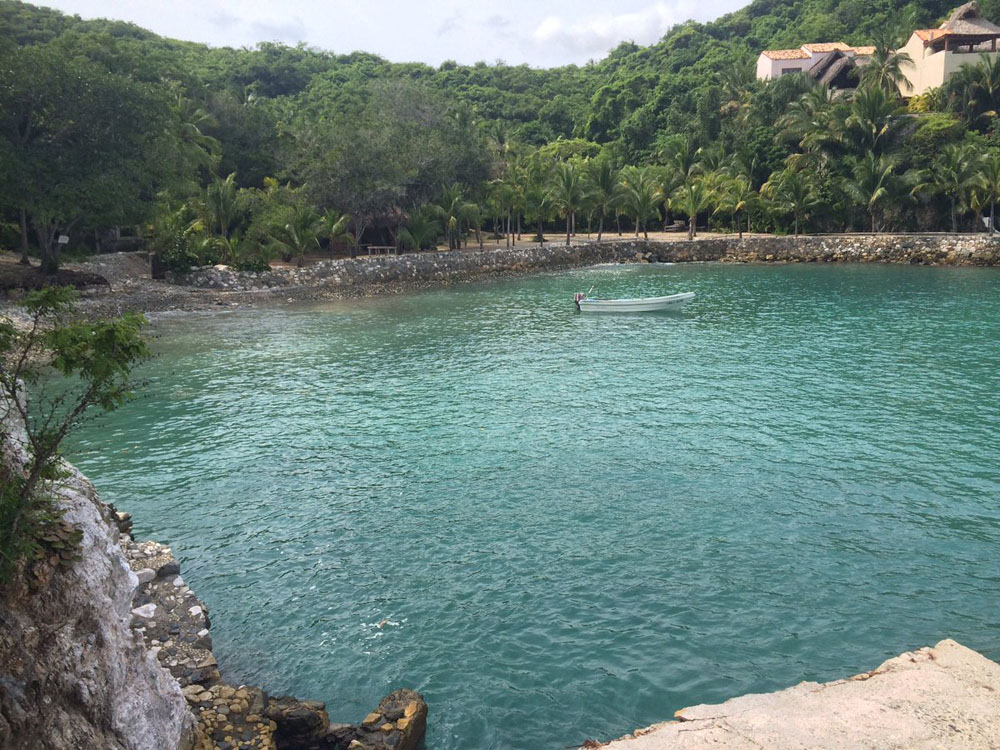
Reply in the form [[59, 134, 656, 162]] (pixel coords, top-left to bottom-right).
[[573, 292, 585, 311]]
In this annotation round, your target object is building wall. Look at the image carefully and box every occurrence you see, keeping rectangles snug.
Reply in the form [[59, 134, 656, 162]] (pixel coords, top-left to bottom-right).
[[757, 55, 810, 80], [899, 33, 1000, 96]]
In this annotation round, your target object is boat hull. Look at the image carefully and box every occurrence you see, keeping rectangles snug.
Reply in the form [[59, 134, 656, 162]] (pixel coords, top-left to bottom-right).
[[577, 292, 695, 313]]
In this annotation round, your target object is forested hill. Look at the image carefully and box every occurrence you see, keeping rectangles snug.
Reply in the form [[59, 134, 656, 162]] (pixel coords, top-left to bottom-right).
[[3, 0, 1000, 270], [0, 0, 964, 154]]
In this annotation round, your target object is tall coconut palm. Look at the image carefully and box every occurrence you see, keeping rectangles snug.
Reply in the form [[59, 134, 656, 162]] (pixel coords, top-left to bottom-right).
[[845, 85, 903, 155], [585, 159, 623, 241], [268, 205, 321, 267], [658, 134, 703, 184], [205, 172, 239, 239], [169, 94, 221, 172], [549, 162, 585, 246], [673, 177, 717, 240], [913, 143, 985, 233], [715, 176, 757, 238], [944, 53, 1000, 129], [977, 151, 1000, 234], [434, 184, 478, 250], [841, 151, 901, 233], [858, 32, 913, 94], [761, 167, 820, 236], [619, 166, 661, 239]]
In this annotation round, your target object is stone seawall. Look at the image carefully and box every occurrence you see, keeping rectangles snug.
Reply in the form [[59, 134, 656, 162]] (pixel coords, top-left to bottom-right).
[[175, 234, 1000, 294]]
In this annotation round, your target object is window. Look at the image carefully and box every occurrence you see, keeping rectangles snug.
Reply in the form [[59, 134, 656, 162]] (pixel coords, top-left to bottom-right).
[[782, 67, 803, 75]]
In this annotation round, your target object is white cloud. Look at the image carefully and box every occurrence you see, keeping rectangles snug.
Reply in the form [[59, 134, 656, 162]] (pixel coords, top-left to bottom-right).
[[531, 0, 727, 60]]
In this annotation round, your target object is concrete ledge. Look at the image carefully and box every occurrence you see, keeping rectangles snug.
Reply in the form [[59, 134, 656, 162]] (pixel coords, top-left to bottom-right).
[[600, 639, 1000, 749]]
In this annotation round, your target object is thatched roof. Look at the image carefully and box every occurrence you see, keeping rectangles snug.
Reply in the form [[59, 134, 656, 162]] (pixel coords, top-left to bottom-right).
[[942, 1, 1000, 34], [808, 50, 860, 88]]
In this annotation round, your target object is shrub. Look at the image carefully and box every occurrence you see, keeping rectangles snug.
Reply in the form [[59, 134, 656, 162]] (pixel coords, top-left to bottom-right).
[[0, 287, 149, 583]]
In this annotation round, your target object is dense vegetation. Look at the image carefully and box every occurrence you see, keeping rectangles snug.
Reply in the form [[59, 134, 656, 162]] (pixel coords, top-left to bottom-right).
[[3, 0, 1000, 272]]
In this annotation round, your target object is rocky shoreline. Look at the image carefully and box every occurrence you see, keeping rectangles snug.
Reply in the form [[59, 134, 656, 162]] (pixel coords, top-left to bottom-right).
[[117, 514, 428, 750], [6, 233, 993, 320]]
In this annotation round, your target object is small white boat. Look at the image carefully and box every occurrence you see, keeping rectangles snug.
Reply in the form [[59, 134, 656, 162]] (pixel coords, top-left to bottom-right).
[[574, 291, 695, 313]]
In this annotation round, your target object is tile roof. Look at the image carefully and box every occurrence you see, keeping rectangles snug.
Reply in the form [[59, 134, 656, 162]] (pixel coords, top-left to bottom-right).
[[915, 29, 945, 41], [851, 46, 877, 56], [802, 42, 852, 52], [762, 48, 810, 60]]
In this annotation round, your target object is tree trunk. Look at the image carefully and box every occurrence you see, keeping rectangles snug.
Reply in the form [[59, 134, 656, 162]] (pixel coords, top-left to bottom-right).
[[505, 212, 510, 249], [991, 201, 996, 234], [19, 208, 30, 265], [871, 210, 876, 234], [538, 218, 544, 243], [794, 212, 801, 236], [617, 214, 622, 236], [35, 223, 58, 274], [597, 214, 604, 241], [565, 213, 571, 246], [951, 198, 957, 234], [688, 216, 695, 241], [517, 214, 521, 242], [643, 220, 648, 240]]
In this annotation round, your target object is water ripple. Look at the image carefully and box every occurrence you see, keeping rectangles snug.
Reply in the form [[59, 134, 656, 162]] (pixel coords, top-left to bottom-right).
[[68, 264, 1000, 750]]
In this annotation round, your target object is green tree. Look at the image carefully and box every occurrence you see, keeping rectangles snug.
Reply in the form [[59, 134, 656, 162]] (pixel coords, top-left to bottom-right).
[[548, 162, 585, 246], [913, 143, 985, 233], [841, 151, 903, 233], [0, 287, 149, 582], [268, 204, 321, 266], [620, 166, 661, 239], [762, 167, 820, 235], [398, 208, 440, 251], [673, 177, 717, 240], [585, 159, 623, 241], [977, 151, 1000, 234]]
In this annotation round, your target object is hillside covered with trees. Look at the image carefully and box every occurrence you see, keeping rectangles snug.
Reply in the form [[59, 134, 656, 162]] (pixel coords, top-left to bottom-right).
[[2, 0, 1000, 272]]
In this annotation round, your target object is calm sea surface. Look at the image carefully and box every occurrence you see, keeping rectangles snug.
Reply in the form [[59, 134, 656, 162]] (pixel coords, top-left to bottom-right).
[[68, 263, 1000, 749]]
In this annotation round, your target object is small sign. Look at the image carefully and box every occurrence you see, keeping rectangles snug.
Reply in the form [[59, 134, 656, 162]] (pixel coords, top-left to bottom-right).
[[57, 234, 70, 245]]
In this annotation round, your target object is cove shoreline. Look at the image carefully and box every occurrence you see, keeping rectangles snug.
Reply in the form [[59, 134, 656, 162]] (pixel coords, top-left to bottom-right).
[[6, 232, 996, 321]]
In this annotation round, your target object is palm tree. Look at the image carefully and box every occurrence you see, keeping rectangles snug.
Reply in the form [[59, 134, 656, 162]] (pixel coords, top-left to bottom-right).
[[268, 205, 321, 267], [169, 94, 221, 172], [322, 211, 353, 256], [944, 54, 1000, 129], [549, 162, 585, 246], [619, 166, 661, 239], [205, 172, 239, 240], [673, 177, 717, 240], [841, 152, 901, 233], [858, 32, 913, 94], [434, 184, 478, 250], [658, 134, 703, 184], [716, 176, 756, 238], [845, 85, 903, 155], [977, 152, 1000, 234], [585, 159, 623, 241], [398, 208, 440, 251], [913, 143, 984, 233], [761, 168, 820, 236]]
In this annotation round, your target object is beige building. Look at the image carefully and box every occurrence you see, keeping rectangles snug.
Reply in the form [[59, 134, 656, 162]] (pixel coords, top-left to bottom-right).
[[897, 2, 1000, 97], [756, 43, 875, 87]]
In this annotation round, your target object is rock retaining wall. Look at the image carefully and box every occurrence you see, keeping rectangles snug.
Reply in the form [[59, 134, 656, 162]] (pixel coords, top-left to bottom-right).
[[174, 235, 1000, 294]]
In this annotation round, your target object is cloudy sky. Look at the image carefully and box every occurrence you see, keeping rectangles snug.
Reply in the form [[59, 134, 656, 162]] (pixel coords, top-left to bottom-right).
[[37, 0, 749, 68]]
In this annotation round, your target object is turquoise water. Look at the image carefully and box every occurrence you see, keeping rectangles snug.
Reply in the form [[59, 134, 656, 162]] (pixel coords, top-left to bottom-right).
[[68, 263, 1000, 749]]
